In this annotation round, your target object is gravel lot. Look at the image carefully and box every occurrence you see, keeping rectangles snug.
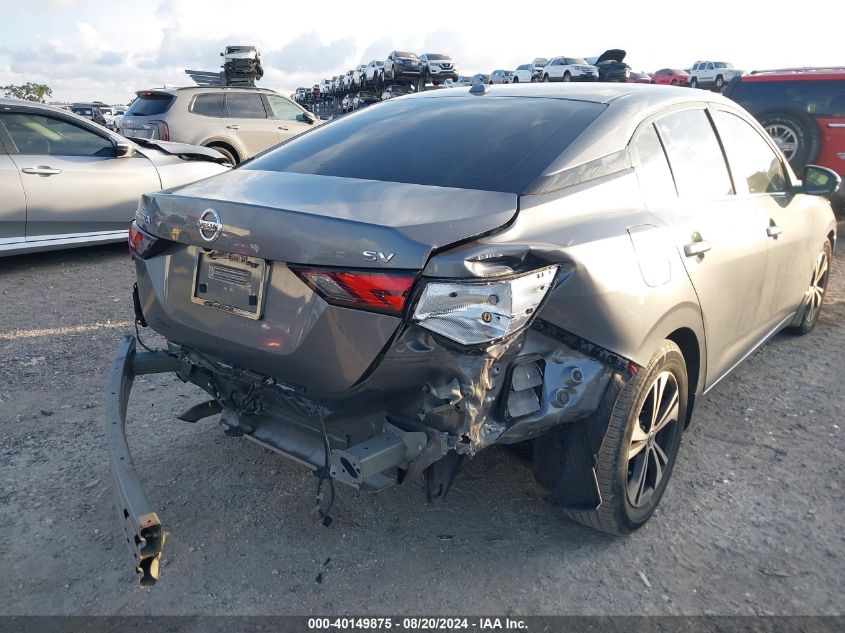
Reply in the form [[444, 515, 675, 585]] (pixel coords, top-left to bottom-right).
[[1, 228, 843, 616]]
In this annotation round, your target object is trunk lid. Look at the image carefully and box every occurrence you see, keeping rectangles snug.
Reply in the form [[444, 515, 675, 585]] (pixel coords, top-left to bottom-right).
[[143, 170, 518, 270], [136, 171, 517, 392]]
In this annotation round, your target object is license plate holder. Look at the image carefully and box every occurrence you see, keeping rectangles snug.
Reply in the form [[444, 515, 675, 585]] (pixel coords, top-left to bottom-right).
[[191, 250, 268, 320]]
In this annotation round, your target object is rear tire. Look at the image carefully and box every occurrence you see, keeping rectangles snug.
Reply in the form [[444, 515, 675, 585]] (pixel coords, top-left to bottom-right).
[[787, 241, 832, 335], [553, 340, 688, 535], [207, 143, 238, 166], [758, 108, 821, 170]]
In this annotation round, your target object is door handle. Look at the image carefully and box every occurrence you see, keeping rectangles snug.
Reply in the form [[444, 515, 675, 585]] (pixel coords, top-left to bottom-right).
[[278, 126, 289, 131], [21, 166, 61, 176], [766, 225, 783, 238], [684, 239, 711, 257], [225, 125, 239, 130]]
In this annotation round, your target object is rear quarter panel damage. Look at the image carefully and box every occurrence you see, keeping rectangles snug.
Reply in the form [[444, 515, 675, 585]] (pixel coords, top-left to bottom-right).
[[424, 169, 707, 396]]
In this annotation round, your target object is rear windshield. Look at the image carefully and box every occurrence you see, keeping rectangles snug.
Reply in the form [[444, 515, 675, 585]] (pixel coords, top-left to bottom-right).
[[126, 93, 175, 116], [729, 79, 845, 117], [246, 96, 605, 193]]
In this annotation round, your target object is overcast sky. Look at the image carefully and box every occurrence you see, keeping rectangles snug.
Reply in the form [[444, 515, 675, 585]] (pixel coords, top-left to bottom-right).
[[0, 0, 840, 103]]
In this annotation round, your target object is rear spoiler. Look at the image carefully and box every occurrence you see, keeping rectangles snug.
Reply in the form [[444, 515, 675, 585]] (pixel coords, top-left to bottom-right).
[[130, 138, 230, 164]]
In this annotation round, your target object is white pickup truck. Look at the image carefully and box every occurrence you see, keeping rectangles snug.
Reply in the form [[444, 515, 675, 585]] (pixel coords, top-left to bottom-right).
[[689, 61, 742, 91]]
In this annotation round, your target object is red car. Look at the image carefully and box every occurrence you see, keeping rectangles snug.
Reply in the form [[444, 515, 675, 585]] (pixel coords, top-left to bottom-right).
[[724, 68, 845, 208], [651, 68, 689, 86]]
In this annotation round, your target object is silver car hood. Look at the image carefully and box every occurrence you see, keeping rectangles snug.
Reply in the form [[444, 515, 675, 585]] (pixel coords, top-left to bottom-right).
[[132, 138, 230, 164]]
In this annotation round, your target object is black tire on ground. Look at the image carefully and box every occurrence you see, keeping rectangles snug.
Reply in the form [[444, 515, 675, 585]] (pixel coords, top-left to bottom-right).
[[207, 144, 237, 166], [543, 74, 550, 82], [690, 77, 698, 89], [563, 72, 571, 82], [670, 79, 678, 86], [714, 75, 724, 90], [787, 240, 832, 335], [757, 108, 821, 171], [513, 77, 519, 83], [539, 339, 688, 535]]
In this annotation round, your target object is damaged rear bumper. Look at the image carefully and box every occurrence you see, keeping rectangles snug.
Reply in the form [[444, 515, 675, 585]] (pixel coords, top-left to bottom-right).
[[107, 320, 636, 584], [106, 336, 179, 586]]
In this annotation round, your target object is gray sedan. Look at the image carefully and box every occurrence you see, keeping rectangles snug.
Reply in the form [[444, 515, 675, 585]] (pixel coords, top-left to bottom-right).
[[0, 99, 229, 256], [109, 83, 838, 584]]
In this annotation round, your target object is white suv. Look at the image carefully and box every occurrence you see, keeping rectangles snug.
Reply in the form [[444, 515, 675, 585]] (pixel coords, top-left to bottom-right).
[[363, 60, 384, 85], [541, 57, 599, 82], [513, 64, 533, 83], [689, 61, 742, 91], [419, 53, 458, 85], [119, 87, 319, 165]]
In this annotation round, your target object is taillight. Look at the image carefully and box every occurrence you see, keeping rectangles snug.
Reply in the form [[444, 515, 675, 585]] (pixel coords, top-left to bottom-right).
[[128, 221, 167, 259], [411, 266, 559, 345], [292, 267, 416, 316], [150, 120, 170, 141]]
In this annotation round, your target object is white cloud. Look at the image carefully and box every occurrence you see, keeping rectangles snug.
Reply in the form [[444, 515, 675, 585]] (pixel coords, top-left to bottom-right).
[[0, 0, 841, 103]]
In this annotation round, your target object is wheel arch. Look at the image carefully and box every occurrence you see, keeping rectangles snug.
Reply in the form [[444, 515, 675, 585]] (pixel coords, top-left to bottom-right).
[[665, 327, 702, 427], [202, 139, 241, 164], [633, 302, 707, 427]]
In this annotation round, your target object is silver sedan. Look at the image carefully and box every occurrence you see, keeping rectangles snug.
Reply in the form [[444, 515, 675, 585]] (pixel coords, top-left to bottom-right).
[[0, 99, 229, 256]]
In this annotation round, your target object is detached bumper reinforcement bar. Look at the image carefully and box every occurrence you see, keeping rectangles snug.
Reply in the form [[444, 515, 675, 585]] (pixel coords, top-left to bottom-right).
[[106, 335, 179, 586]]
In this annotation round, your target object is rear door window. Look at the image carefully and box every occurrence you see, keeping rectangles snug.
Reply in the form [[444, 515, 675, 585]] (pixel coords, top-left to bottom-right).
[[634, 124, 677, 205], [191, 93, 224, 117], [712, 110, 787, 194], [126, 93, 175, 116], [246, 96, 606, 193], [655, 108, 734, 199], [225, 93, 268, 119]]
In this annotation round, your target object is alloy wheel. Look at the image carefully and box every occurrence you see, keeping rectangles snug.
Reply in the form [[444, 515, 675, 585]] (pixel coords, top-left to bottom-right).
[[766, 124, 799, 161], [805, 248, 830, 321], [626, 370, 680, 508]]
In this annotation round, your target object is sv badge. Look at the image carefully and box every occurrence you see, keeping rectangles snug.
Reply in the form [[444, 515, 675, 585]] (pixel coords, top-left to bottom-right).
[[362, 250, 396, 263]]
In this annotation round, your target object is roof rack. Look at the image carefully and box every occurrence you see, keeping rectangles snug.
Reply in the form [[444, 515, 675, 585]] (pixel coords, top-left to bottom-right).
[[749, 67, 845, 75]]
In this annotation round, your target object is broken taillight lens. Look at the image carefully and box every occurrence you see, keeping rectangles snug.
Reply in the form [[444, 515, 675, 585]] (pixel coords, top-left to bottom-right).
[[412, 266, 559, 345], [292, 267, 416, 316]]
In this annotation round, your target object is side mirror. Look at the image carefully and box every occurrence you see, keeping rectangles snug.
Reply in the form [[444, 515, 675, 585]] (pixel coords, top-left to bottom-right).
[[802, 165, 841, 197], [300, 111, 317, 124], [114, 141, 136, 158]]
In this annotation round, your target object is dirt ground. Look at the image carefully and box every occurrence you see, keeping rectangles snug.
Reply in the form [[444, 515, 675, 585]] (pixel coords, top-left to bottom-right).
[[1, 228, 843, 616]]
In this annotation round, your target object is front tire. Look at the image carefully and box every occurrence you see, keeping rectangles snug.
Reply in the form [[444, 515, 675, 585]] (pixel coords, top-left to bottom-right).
[[558, 340, 688, 534], [670, 79, 679, 86], [543, 74, 550, 82], [690, 77, 698, 89], [714, 75, 724, 90], [563, 71, 572, 82], [788, 241, 832, 335]]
